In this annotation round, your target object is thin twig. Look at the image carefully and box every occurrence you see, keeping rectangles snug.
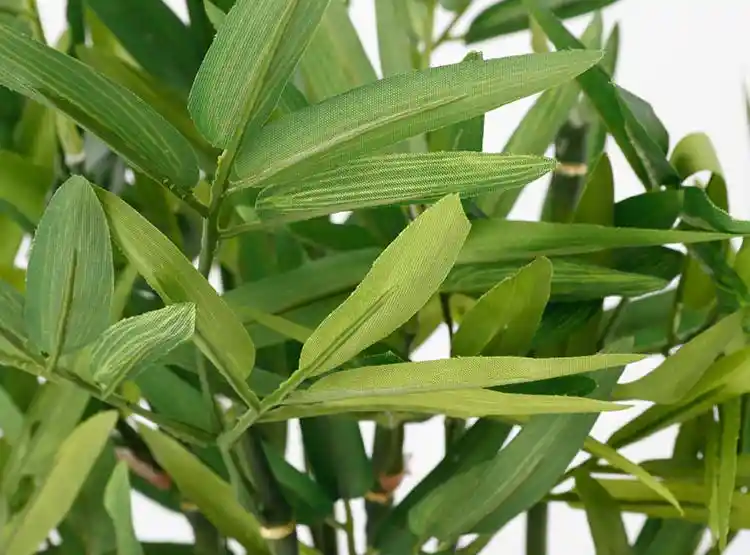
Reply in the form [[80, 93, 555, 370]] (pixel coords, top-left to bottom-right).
[[344, 499, 357, 555]]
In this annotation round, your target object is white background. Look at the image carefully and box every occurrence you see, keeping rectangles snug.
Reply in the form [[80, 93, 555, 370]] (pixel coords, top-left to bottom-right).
[[34, 0, 750, 553]]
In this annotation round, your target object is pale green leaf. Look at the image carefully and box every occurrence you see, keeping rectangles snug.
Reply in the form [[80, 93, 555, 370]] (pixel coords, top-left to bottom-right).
[[104, 461, 144, 555], [83, 303, 196, 397], [708, 400, 741, 550], [189, 0, 330, 147], [94, 187, 259, 410], [376, 0, 415, 77], [140, 426, 270, 554], [0, 24, 199, 193], [0, 278, 25, 346], [243, 153, 555, 224], [615, 310, 745, 404], [575, 472, 633, 555], [457, 220, 730, 264], [583, 436, 681, 512], [4, 411, 117, 555], [285, 354, 641, 404], [0, 384, 22, 445], [25, 176, 114, 356], [0, 150, 51, 230], [231, 50, 602, 188], [452, 258, 552, 357]]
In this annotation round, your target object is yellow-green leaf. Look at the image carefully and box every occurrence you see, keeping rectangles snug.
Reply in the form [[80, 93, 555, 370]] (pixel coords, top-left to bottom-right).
[[104, 461, 144, 555]]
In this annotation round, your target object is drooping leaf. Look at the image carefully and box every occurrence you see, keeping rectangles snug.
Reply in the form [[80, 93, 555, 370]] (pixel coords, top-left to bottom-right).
[[188, 0, 330, 148], [4, 411, 117, 555], [87, 0, 204, 92], [452, 257, 552, 357], [524, 0, 680, 191], [94, 187, 259, 409], [140, 426, 271, 554], [231, 50, 602, 188], [81, 303, 196, 397], [0, 24, 199, 193], [241, 153, 555, 224], [615, 310, 745, 404], [575, 472, 633, 555], [104, 461, 144, 555], [466, 0, 619, 42], [25, 176, 114, 357]]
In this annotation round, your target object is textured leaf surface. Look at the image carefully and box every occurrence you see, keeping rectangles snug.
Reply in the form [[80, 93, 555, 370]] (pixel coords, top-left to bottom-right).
[[4, 411, 117, 555], [95, 188, 259, 408], [25, 176, 113, 355], [0, 24, 199, 191], [231, 50, 602, 187], [247, 153, 555, 223], [189, 0, 330, 147], [140, 426, 270, 554], [85, 303, 196, 396]]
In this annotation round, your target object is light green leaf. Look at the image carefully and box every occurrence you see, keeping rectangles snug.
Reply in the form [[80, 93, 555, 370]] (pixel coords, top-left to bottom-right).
[[296, 194, 469, 378], [452, 258, 552, 356], [524, 0, 680, 191], [231, 50, 603, 188], [0, 278, 26, 347], [104, 461, 144, 555], [189, 0, 330, 147], [376, 0, 415, 77], [707, 400, 741, 550], [615, 310, 745, 404], [0, 150, 51, 230], [82, 303, 196, 397], [671, 132, 723, 180], [140, 426, 270, 554], [0, 384, 22, 445], [466, 0, 618, 42], [0, 24, 199, 193], [25, 176, 114, 356], [4, 411, 117, 555], [94, 187, 259, 410], [267, 388, 624, 421], [458, 220, 728, 265], [242, 153, 555, 223], [285, 354, 641, 404], [583, 436, 681, 512], [575, 472, 633, 555]]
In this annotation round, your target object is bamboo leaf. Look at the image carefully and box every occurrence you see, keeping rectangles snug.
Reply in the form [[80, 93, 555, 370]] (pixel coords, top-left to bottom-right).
[[0, 150, 51, 230], [243, 153, 555, 224], [189, 0, 330, 147], [94, 187, 260, 410], [139, 426, 271, 554], [615, 310, 745, 404], [82, 303, 196, 397], [4, 411, 117, 555], [0, 384, 22, 445], [575, 472, 633, 555], [295, 194, 469, 379], [0, 278, 26, 347], [453, 258, 551, 356], [376, 0, 415, 77], [0, 24, 199, 193], [708, 400, 741, 550], [25, 176, 114, 356], [104, 461, 144, 555], [231, 50, 602, 188], [524, 0, 680, 191]]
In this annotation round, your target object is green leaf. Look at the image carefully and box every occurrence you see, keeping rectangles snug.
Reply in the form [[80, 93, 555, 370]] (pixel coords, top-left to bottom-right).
[[188, 0, 330, 148], [0, 150, 51, 230], [583, 436, 681, 511], [4, 411, 117, 555], [139, 426, 271, 554], [241, 153, 555, 224], [707, 400, 741, 550], [87, 0, 203, 92], [457, 220, 729, 264], [466, 0, 619, 42], [295, 194, 469, 379], [453, 258, 551, 356], [104, 461, 144, 555], [0, 383, 22, 445], [615, 310, 745, 404], [81, 303, 196, 397], [94, 187, 259, 410], [524, 0, 680, 191], [285, 354, 641, 404], [376, 0, 415, 77], [231, 50, 603, 188], [25, 176, 114, 356], [575, 472, 633, 555], [0, 24, 199, 193], [0, 278, 26, 348]]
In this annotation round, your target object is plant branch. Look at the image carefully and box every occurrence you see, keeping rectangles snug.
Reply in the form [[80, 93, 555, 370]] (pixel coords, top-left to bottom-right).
[[434, 5, 469, 49]]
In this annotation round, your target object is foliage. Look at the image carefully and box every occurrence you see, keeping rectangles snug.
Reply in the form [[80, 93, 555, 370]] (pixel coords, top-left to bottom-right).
[[0, 0, 746, 554]]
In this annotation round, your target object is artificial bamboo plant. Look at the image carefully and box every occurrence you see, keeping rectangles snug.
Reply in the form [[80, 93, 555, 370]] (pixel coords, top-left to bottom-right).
[[0, 0, 748, 554]]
